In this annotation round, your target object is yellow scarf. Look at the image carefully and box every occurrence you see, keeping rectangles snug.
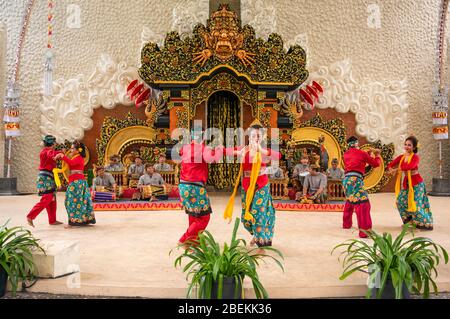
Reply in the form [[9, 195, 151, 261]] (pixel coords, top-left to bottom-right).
[[52, 154, 79, 188], [394, 154, 417, 212], [223, 150, 262, 223]]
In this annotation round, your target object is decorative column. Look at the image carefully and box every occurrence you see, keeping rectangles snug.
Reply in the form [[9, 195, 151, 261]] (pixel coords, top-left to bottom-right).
[[430, 0, 450, 196], [1, 0, 35, 195], [0, 23, 6, 178]]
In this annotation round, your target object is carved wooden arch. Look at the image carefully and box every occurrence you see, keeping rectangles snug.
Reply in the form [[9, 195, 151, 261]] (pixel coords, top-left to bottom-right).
[[103, 126, 157, 166], [290, 127, 343, 169], [190, 72, 258, 120]]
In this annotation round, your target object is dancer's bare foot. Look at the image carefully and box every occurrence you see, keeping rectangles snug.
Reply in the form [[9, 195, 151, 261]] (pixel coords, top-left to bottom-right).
[[50, 221, 63, 226], [64, 224, 73, 229], [249, 238, 256, 247], [27, 218, 34, 228]]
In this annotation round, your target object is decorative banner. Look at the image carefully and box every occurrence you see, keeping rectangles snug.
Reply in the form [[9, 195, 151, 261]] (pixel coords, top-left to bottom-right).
[[3, 82, 21, 137], [43, 0, 54, 95], [432, 111, 448, 125], [433, 126, 449, 140]]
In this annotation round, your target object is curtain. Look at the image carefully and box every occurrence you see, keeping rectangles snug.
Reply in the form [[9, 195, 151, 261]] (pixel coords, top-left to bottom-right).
[[207, 91, 240, 189]]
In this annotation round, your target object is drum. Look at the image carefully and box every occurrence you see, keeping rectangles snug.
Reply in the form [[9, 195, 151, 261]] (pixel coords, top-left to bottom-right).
[[117, 185, 126, 197], [93, 191, 116, 202], [141, 184, 170, 199]]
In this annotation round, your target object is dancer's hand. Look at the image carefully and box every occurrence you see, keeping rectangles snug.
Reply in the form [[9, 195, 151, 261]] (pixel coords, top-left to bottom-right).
[[237, 146, 248, 158], [387, 167, 397, 175], [373, 148, 381, 156]]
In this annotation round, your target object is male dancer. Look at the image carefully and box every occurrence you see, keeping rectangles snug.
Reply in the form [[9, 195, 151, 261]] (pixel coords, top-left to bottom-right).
[[177, 128, 222, 245], [26, 135, 63, 227], [342, 136, 381, 238]]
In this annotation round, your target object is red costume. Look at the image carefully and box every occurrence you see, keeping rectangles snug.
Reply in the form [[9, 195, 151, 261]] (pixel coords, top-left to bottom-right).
[[62, 155, 85, 183], [387, 154, 423, 189], [27, 147, 62, 224], [342, 148, 381, 238], [178, 142, 220, 244]]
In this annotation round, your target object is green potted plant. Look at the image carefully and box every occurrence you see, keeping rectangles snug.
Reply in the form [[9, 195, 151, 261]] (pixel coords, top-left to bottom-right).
[[332, 225, 448, 299], [173, 218, 284, 299], [0, 220, 44, 297]]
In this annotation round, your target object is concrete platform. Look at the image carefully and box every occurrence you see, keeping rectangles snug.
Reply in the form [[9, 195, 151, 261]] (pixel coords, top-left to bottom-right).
[[1, 192, 450, 298]]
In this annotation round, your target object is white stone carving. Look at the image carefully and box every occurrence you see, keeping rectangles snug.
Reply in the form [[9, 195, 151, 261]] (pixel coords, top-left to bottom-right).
[[40, 54, 138, 142], [309, 59, 408, 154], [171, 0, 208, 40], [141, 26, 164, 51], [140, 0, 208, 64], [242, 0, 277, 40]]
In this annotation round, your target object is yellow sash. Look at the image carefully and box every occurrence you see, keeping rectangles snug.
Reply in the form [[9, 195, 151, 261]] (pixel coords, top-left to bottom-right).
[[394, 154, 417, 212], [224, 150, 262, 223], [52, 154, 78, 188]]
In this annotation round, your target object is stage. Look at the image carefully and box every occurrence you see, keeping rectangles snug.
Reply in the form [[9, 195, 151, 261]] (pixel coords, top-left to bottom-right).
[[1, 192, 450, 298], [92, 198, 345, 212]]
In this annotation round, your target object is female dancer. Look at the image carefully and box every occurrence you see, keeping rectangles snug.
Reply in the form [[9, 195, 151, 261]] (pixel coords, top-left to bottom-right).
[[387, 136, 433, 230], [224, 119, 281, 247], [342, 136, 381, 238], [178, 129, 222, 245], [56, 141, 96, 227], [26, 135, 63, 227]]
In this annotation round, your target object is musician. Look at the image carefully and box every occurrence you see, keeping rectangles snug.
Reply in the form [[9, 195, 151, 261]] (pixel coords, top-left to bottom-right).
[[297, 164, 328, 203], [127, 156, 145, 179], [105, 154, 124, 172], [326, 158, 345, 180], [93, 166, 117, 191], [292, 155, 310, 187], [137, 164, 167, 201], [127, 156, 145, 187], [153, 154, 173, 172], [91, 166, 117, 202]]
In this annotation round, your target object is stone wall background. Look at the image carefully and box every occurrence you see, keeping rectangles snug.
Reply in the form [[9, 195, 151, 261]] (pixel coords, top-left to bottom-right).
[[0, 0, 448, 192], [0, 22, 6, 177]]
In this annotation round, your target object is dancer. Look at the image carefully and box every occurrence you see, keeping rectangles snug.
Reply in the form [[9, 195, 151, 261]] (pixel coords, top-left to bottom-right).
[[224, 119, 281, 247], [387, 136, 433, 230], [56, 141, 96, 227], [26, 135, 63, 227], [177, 128, 222, 245], [342, 136, 381, 238]]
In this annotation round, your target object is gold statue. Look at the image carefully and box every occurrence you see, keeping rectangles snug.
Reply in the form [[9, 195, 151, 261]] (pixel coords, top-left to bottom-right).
[[193, 5, 256, 67]]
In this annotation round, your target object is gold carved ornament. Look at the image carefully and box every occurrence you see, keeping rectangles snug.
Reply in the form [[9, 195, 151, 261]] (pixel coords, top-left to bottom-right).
[[138, 5, 308, 86], [193, 5, 256, 68]]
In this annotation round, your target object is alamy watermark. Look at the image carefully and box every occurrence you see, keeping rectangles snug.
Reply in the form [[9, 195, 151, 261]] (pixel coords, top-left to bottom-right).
[[170, 120, 280, 166]]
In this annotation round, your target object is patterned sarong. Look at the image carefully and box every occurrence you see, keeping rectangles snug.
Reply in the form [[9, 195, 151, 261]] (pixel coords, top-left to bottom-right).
[[65, 180, 96, 226], [342, 173, 369, 204], [178, 182, 212, 217], [241, 184, 276, 247], [36, 171, 56, 196], [396, 182, 433, 230]]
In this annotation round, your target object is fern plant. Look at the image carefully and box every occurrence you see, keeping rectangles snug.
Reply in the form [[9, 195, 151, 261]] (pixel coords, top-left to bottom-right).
[[332, 225, 448, 298], [0, 221, 44, 295], [173, 218, 284, 299]]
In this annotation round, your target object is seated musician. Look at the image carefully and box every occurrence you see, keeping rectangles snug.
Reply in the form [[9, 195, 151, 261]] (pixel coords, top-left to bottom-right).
[[137, 164, 168, 201], [296, 164, 328, 203], [266, 162, 285, 179], [326, 158, 345, 180], [92, 166, 117, 201], [127, 156, 145, 186], [105, 154, 124, 172], [153, 154, 173, 172], [292, 155, 310, 187]]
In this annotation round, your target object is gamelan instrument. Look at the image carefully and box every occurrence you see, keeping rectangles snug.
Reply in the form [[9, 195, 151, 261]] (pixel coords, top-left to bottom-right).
[[141, 184, 171, 199]]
